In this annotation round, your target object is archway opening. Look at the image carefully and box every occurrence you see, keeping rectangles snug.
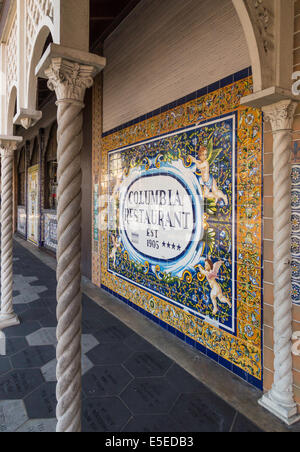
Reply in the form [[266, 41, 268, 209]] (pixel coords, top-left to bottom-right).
[[27, 26, 54, 111]]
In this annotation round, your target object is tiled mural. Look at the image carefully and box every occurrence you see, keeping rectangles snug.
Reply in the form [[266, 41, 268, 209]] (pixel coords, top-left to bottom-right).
[[17, 206, 27, 237], [43, 212, 58, 252], [93, 71, 264, 388]]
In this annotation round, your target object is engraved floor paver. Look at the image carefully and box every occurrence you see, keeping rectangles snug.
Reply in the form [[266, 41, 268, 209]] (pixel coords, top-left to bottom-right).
[[16, 418, 56, 433], [0, 400, 28, 432], [0, 241, 263, 432], [26, 328, 57, 346]]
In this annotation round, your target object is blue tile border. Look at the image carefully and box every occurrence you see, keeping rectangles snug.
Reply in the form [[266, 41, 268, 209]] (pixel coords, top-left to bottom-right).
[[102, 67, 252, 138], [101, 284, 263, 391], [291, 164, 300, 305]]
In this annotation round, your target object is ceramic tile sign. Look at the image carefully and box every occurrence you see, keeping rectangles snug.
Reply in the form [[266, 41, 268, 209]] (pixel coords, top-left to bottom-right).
[[108, 115, 236, 333], [292, 164, 300, 305], [17, 206, 26, 236], [27, 165, 40, 246], [43, 213, 57, 252]]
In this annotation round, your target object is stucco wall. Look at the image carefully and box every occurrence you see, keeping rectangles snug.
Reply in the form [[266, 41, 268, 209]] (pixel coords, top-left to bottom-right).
[[103, 0, 251, 132]]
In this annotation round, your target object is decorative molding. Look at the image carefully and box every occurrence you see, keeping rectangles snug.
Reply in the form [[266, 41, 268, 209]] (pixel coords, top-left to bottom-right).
[[0, 136, 23, 155], [0, 147, 15, 158], [45, 58, 95, 104], [14, 109, 42, 130], [26, 0, 54, 68], [6, 12, 17, 98], [262, 100, 298, 131], [253, 0, 274, 53]]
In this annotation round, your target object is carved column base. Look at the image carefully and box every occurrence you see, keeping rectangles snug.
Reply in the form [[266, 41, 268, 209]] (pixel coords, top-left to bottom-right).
[[259, 392, 300, 426], [0, 313, 20, 330]]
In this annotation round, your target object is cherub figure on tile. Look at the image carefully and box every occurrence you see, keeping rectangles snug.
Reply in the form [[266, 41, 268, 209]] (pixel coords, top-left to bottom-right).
[[190, 145, 228, 205], [199, 256, 231, 316]]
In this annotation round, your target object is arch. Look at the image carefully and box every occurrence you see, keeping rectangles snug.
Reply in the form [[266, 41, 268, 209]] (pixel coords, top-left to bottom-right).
[[232, 0, 263, 93], [7, 84, 17, 136], [26, 18, 55, 111]]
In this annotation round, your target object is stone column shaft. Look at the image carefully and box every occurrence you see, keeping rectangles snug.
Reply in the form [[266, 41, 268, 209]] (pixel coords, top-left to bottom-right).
[[45, 58, 95, 433], [258, 99, 300, 425], [0, 138, 22, 329]]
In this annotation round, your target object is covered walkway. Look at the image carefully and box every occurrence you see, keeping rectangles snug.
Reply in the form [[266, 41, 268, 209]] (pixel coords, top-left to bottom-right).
[[0, 239, 266, 433], [1, 239, 300, 433]]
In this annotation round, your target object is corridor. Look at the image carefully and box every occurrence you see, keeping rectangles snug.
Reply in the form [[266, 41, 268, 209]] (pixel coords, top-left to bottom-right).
[[0, 240, 265, 433]]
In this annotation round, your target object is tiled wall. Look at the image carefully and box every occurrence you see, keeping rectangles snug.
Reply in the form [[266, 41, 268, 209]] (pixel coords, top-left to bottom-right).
[[92, 71, 264, 389], [290, 0, 300, 413], [103, 0, 250, 133]]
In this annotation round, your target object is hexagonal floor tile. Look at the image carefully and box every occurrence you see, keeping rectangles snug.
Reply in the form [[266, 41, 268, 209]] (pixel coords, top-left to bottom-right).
[[0, 369, 44, 400], [166, 364, 208, 393], [13, 304, 29, 315], [19, 308, 51, 323], [5, 321, 41, 338], [169, 393, 236, 432], [26, 328, 57, 347], [10, 346, 56, 369], [120, 377, 179, 415], [124, 351, 172, 377], [124, 333, 158, 353], [16, 418, 57, 433], [83, 365, 132, 398], [122, 414, 182, 433], [82, 397, 131, 432], [24, 382, 56, 419], [39, 313, 57, 328], [0, 357, 12, 376], [81, 335, 99, 354], [5, 338, 28, 357], [87, 343, 132, 366], [94, 324, 134, 344], [0, 400, 28, 432]]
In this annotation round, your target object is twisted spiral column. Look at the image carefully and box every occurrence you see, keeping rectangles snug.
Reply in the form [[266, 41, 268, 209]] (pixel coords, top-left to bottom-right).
[[0, 142, 20, 329], [45, 58, 95, 433], [259, 100, 300, 425]]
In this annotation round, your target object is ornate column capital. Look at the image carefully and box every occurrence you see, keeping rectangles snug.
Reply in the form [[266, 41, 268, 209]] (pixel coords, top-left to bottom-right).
[[262, 100, 298, 132], [0, 136, 23, 157], [45, 58, 95, 105]]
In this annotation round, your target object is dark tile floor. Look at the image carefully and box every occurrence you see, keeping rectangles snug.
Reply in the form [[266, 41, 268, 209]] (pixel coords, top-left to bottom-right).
[[0, 241, 262, 432]]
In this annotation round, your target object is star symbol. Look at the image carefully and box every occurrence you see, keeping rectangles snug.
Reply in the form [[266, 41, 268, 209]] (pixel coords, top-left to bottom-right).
[[167, 243, 171, 248], [162, 242, 166, 247], [172, 243, 176, 250], [177, 245, 181, 251]]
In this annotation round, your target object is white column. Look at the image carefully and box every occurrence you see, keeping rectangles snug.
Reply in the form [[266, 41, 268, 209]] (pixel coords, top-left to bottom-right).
[[258, 99, 300, 425], [0, 137, 22, 329], [44, 58, 96, 433]]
